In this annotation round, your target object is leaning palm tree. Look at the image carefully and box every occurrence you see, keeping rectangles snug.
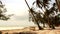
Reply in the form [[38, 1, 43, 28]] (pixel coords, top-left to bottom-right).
[[25, 0, 60, 30], [55, 0, 60, 11], [32, 0, 60, 29], [25, 0, 43, 30], [33, 0, 60, 29]]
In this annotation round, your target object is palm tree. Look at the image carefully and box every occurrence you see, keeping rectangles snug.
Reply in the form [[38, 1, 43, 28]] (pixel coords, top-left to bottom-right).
[[55, 0, 60, 11], [54, 14, 60, 27], [36, 0, 59, 28], [0, 1, 12, 21], [25, 0, 43, 30], [32, 0, 56, 29], [25, 0, 60, 30]]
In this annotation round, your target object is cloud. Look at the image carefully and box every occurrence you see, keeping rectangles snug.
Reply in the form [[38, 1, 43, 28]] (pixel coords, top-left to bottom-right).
[[14, 15, 28, 21]]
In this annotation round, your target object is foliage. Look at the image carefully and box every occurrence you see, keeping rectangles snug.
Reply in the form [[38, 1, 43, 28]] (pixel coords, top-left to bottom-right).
[[25, 0, 60, 30], [0, 1, 13, 21], [29, 0, 60, 29]]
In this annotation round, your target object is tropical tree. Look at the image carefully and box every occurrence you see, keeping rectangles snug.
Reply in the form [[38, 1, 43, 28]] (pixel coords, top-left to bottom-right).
[[55, 0, 60, 11], [0, 1, 12, 21], [25, 0, 43, 30], [25, 0, 60, 30], [31, 0, 55, 29]]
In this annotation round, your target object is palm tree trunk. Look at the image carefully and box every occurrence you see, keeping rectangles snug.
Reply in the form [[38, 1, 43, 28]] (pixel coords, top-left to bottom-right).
[[43, 23, 45, 27], [55, 0, 60, 11], [25, 0, 43, 30], [36, 22, 43, 30], [48, 17, 55, 29]]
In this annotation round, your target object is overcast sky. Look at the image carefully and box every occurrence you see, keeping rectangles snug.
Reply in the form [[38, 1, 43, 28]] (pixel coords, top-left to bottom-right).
[[0, 0, 55, 27], [0, 0, 36, 27]]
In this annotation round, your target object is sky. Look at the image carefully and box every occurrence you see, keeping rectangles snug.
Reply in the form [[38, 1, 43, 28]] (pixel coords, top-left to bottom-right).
[[0, 0, 55, 27], [0, 0, 36, 27]]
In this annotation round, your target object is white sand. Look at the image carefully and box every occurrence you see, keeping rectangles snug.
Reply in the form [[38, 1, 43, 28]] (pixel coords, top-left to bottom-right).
[[0, 27, 24, 30]]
